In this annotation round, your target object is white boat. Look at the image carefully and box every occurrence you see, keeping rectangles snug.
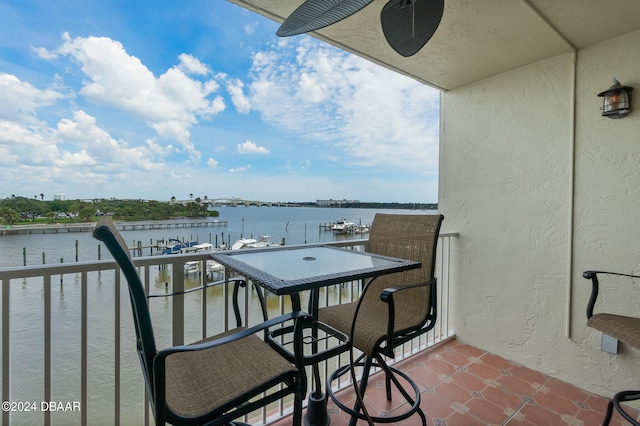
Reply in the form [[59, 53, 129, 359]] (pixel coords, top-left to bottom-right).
[[160, 239, 199, 254], [182, 243, 224, 277], [206, 259, 224, 275], [184, 259, 224, 277], [251, 235, 281, 248], [354, 225, 370, 234], [231, 238, 258, 250], [332, 218, 355, 233], [231, 235, 280, 250], [184, 260, 201, 275], [180, 242, 214, 253]]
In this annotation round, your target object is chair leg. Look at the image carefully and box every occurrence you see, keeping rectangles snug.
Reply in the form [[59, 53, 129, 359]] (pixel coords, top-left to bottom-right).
[[349, 356, 374, 426], [375, 354, 426, 426], [602, 399, 614, 426], [293, 391, 303, 426]]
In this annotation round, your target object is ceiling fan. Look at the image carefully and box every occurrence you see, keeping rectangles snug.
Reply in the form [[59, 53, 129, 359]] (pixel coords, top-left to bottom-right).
[[276, 0, 445, 57]]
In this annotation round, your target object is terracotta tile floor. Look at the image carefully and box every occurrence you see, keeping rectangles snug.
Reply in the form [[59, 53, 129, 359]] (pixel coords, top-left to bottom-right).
[[272, 339, 639, 425]]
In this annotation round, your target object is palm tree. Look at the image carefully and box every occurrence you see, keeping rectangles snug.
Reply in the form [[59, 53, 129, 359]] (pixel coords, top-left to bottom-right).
[[0, 207, 19, 225], [40, 193, 44, 201]]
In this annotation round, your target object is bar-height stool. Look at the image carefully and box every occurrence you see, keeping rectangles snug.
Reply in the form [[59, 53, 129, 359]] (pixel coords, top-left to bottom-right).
[[93, 217, 309, 425], [319, 213, 444, 425], [584, 270, 640, 425]]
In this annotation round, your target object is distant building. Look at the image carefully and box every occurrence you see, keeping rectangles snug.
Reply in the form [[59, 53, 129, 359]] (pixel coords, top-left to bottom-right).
[[316, 199, 359, 207], [54, 193, 65, 201]]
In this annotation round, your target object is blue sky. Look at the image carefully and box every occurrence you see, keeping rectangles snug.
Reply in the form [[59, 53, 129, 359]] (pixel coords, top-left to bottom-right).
[[0, 0, 440, 203]]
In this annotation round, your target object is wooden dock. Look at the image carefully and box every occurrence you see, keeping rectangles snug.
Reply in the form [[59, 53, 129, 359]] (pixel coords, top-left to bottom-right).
[[318, 222, 370, 234], [0, 219, 228, 235]]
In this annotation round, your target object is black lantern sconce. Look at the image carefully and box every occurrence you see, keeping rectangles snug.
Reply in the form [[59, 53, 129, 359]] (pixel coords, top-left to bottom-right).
[[597, 78, 633, 119]]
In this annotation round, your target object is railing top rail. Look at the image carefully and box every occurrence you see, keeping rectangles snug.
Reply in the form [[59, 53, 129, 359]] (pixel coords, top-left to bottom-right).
[[0, 233, 457, 279], [0, 252, 215, 279]]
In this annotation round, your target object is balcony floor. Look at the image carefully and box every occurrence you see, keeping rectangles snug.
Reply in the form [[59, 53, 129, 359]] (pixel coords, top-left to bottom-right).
[[273, 339, 636, 426]]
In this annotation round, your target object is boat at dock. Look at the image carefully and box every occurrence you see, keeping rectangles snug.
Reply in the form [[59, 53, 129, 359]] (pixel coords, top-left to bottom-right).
[[180, 242, 213, 253], [159, 239, 199, 255], [354, 225, 370, 234], [332, 218, 355, 233], [231, 235, 280, 250], [184, 260, 224, 277], [182, 243, 224, 277]]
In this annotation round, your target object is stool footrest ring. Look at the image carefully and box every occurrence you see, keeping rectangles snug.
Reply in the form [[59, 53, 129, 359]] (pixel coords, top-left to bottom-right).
[[327, 357, 426, 424]]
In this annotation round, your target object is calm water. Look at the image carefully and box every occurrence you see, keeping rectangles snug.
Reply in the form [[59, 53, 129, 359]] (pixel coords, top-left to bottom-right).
[[0, 207, 430, 268], [0, 207, 434, 425]]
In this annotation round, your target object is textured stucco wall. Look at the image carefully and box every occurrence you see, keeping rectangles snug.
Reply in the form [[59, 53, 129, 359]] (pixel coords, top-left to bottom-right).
[[440, 30, 640, 396]]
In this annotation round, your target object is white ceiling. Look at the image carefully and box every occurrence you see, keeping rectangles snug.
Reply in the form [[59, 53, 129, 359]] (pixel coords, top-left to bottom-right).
[[228, 0, 640, 91]]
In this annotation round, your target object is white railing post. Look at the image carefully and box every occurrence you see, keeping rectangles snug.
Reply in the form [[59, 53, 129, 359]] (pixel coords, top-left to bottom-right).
[[171, 262, 185, 347], [2, 277, 10, 426], [81, 270, 88, 426], [44, 273, 52, 426], [114, 269, 121, 426]]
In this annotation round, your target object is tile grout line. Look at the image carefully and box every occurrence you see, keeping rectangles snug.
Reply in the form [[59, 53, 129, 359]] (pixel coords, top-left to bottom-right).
[[502, 373, 552, 425]]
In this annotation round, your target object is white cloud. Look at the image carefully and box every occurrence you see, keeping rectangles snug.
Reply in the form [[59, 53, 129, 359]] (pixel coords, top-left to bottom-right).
[[244, 23, 258, 35], [240, 38, 440, 173], [237, 140, 269, 154], [298, 72, 328, 103], [207, 157, 219, 169], [50, 33, 226, 160], [229, 164, 251, 173], [146, 139, 175, 156], [60, 149, 96, 166], [178, 53, 211, 75], [227, 78, 251, 114], [278, 160, 311, 170], [0, 120, 58, 166], [0, 73, 64, 122], [31, 46, 58, 60], [0, 106, 169, 196], [55, 110, 164, 171]]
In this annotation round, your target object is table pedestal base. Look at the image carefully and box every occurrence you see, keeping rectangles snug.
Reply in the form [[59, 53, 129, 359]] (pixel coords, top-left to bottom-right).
[[304, 391, 329, 426]]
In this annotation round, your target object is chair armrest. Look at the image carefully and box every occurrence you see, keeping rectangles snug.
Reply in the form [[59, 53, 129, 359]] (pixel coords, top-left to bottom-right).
[[583, 270, 640, 319], [156, 310, 311, 356], [379, 277, 437, 302], [378, 277, 437, 357]]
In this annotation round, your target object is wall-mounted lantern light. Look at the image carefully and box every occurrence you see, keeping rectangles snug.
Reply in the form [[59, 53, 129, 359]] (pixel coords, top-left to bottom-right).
[[597, 78, 633, 119]]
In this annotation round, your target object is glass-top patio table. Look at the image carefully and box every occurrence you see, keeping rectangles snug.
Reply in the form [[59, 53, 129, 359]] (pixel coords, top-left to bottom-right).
[[210, 244, 421, 425]]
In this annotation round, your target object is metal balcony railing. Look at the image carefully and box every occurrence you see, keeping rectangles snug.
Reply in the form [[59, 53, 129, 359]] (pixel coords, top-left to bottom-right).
[[0, 234, 456, 425]]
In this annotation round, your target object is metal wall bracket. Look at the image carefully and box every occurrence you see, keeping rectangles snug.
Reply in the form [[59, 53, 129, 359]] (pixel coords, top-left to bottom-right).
[[601, 333, 619, 354]]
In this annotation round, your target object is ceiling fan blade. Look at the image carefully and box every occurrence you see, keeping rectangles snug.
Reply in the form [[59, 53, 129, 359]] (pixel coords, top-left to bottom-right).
[[381, 0, 444, 57], [277, 0, 373, 37]]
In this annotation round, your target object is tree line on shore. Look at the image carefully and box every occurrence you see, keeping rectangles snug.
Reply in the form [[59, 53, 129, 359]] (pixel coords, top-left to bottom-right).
[[0, 196, 217, 225], [0, 196, 437, 225]]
